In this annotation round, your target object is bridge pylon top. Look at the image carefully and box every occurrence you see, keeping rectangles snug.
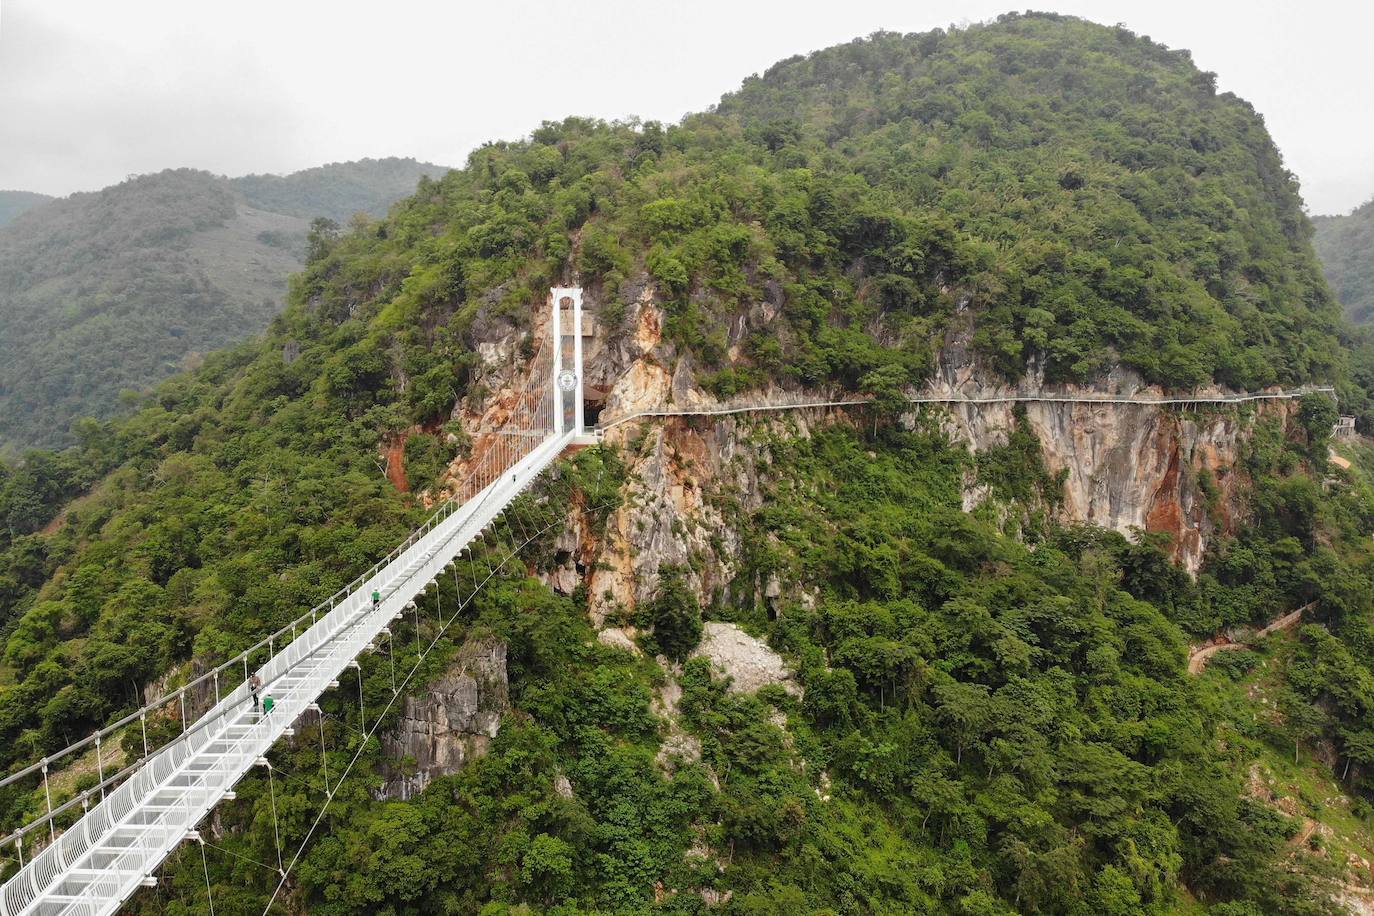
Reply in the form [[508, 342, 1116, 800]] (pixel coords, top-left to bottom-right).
[[549, 287, 585, 437]]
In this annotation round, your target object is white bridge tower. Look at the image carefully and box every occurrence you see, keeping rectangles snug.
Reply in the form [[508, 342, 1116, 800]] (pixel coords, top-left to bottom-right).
[[550, 286, 594, 442]]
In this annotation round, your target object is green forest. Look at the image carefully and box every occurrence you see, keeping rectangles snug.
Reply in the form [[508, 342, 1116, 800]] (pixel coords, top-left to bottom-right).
[[1314, 199, 1374, 326], [0, 159, 448, 453], [0, 191, 52, 229], [3, 12, 1374, 913], [231, 157, 450, 222]]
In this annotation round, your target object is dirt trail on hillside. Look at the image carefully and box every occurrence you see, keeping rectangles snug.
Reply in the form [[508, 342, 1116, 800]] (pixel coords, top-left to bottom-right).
[[1188, 642, 1244, 674], [1187, 602, 1317, 674]]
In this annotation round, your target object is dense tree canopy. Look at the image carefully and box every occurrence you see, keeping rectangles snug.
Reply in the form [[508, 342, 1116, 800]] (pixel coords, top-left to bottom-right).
[[0, 191, 52, 229], [713, 17, 1341, 390], [0, 160, 448, 452], [0, 13, 1370, 914], [1313, 198, 1374, 326], [231, 157, 449, 222]]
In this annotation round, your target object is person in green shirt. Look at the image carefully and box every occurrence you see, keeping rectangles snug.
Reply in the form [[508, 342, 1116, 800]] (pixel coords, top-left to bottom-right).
[[262, 695, 274, 716]]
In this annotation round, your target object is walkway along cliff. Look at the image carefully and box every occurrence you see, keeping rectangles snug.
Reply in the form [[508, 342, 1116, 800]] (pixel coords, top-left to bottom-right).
[[429, 279, 1334, 632]]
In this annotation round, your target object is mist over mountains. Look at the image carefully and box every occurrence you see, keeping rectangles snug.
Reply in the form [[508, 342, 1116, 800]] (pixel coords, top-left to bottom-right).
[[1313, 198, 1374, 327], [0, 157, 448, 451], [0, 190, 53, 228]]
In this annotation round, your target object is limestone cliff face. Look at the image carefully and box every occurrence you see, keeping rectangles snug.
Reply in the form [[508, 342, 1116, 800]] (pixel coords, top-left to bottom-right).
[[574, 281, 841, 619], [539, 408, 774, 626], [378, 637, 508, 800], [449, 277, 1295, 616], [931, 319, 1287, 573], [393, 280, 1305, 792], [957, 398, 1279, 574]]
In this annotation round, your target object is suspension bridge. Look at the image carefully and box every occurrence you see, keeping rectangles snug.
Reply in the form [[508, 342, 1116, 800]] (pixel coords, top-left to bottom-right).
[[0, 281, 1346, 914], [0, 290, 594, 916]]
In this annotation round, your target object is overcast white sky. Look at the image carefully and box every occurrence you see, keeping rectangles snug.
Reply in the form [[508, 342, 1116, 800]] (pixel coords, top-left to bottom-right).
[[1, 0, 1370, 214]]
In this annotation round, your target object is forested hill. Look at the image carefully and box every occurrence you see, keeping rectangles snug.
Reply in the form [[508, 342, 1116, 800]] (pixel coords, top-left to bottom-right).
[[0, 158, 449, 452], [1314, 198, 1374, 326], [705, 21, 1341, 390], [0, 191, 52, 228], [230, 156, 449, 221], [4, 13, 1374, 914]]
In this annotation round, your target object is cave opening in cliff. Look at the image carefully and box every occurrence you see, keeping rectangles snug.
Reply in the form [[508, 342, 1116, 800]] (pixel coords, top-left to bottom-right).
[[583, 384, 608, 427]]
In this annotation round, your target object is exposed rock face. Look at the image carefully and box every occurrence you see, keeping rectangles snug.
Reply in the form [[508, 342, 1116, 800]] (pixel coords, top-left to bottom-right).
[[691, 622, 802, 697], [653, 673, 704, 774], [379, 637, 508, 800], [577, 283, 834, 620], [543, 523, 582, 596], [591, 420, 747, 623], [597, 626, 639, 654], [931, 323, 1288, 573], [445, 279, 1301, 621], [941, 397, 1270, 572]]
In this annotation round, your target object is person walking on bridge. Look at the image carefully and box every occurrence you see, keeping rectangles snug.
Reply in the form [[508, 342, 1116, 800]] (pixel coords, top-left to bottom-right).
[[249, 673, 262, 713]]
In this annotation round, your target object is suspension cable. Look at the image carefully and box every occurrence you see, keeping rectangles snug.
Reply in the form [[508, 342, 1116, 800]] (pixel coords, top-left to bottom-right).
[[200, 837, 217, 916], [202, 838, 281, 877], [258, 501, 608, 915], [265, 763, 283, 875]]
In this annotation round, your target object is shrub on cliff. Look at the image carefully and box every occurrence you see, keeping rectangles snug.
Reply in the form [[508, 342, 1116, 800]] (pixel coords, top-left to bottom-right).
[[643, 564, 703, 662]]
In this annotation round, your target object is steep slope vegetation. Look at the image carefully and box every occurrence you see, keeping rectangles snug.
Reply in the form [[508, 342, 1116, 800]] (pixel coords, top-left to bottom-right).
[[0, 159, 449, 452], [1314, 198, 1374, 326], [1, 14, 1371, 914], [707, 25, 1341, 391], [0, 191, 51, 228]]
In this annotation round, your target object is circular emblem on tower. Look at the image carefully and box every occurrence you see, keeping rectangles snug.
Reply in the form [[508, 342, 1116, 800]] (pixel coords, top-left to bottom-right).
[[557, 369, 577, 392]]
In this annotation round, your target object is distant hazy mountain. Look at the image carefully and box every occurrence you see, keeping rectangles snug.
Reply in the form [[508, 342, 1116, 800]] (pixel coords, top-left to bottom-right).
[[1313, 199, 1374, 326], [0, 19, 1366, 916], [231, 157, 448, 221], [0, 158, 449, 451], [0, 190, 53, 227]]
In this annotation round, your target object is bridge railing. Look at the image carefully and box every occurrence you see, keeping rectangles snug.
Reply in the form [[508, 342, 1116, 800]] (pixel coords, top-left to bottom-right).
[[0, 442, 525, 915], [1, 393, 579, 915], [0, 322, 559, 878], [596, 384, 1339, 431]]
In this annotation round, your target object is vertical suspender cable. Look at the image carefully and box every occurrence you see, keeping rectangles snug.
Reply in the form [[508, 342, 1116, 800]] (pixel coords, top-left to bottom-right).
[[266, 764, 283, 876], [387, 631, 396, 696], [356, 666, 366, 735], [200, 838, 216, 916], [41, 762, 54, 843]]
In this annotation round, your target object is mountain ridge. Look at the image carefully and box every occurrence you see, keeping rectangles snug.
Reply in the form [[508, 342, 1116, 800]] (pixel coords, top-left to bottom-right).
[[2, 14, 1373, 914], [0, 157, 450, 452], [0, 190, 53, 228], [1313, 197, 1374, 326]]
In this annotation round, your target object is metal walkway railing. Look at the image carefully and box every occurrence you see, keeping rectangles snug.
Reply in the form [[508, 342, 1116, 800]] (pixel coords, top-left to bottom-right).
[[0, 287, 594, 916], [597, 385, 1338, 431], [0, 428, 574, 916]]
